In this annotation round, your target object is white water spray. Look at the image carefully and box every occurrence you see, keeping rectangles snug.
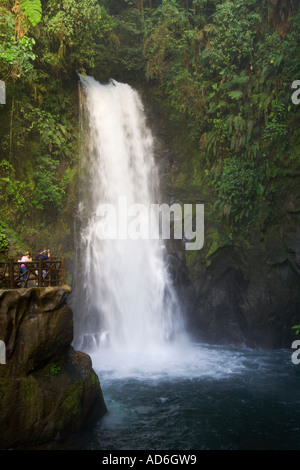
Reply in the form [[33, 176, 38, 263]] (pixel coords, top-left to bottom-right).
[[72, 77, 187, 369]]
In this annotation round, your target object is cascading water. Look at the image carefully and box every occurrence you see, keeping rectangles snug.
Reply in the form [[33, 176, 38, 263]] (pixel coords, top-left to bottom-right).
[[72, 76, 187, 372]]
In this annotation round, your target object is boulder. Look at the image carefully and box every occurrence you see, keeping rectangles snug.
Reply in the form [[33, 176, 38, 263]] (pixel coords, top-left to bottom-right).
[[0, 287, 106, 449]]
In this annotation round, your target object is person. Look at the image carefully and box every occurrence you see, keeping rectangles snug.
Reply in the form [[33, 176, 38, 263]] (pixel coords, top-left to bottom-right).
[[35, 249, 50, 285], [18, 251, 32, 287]]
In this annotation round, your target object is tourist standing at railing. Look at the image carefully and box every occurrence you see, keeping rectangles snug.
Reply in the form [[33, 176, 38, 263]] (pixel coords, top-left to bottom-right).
[[18, 251, 32, 286], [35, 249, 50, 283]]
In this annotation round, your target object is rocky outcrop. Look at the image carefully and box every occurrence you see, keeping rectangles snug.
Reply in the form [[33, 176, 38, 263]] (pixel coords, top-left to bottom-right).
[[145, 92, 300, 350], [0, 286, 106, 449], [171, 218, 300, 349], [150, 100, 300, 350]]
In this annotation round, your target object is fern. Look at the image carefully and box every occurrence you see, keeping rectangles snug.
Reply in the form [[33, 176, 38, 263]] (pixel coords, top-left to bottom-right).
[[19, 0, 42, 26], [228, 90, 243, 100]]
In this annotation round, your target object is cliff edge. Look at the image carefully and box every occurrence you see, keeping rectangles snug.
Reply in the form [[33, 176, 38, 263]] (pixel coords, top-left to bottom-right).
[[0, 286, 106, 449]]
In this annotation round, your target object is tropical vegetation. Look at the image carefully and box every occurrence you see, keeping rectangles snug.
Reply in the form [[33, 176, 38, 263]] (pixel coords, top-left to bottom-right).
[[0, 0, 299, 258]]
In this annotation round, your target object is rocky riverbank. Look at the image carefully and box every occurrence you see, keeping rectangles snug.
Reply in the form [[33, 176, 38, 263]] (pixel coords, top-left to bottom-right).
[[0, 286, 106, 449]]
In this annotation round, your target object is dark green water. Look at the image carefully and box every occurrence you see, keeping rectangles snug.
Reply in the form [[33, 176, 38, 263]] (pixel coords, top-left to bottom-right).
[[75, 343, 300, 450]]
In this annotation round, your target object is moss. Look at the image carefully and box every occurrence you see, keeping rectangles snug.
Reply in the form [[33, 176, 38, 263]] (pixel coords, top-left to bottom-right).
[[62, 381, 82, 414], [205, 226, 232, 258], [49, 363, 61, 376], [0, 378, 8, 405], [91, 371, 99, 386], [20, 377, 39, 406]]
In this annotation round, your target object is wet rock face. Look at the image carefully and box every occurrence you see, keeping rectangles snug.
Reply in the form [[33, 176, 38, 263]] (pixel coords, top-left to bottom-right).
[[185, 237, 300, 349], [0, 287, 106, 449]]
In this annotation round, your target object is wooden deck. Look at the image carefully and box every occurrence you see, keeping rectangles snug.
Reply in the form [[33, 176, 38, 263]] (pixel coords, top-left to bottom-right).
[[0, 258, 66, 289]]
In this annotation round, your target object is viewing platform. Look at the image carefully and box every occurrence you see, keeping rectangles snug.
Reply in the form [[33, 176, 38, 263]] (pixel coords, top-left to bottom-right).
[[0, 258, 66, 289]]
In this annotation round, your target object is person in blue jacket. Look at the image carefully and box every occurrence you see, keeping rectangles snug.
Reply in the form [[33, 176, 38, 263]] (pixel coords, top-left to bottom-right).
[[35, 249, 50, 285]]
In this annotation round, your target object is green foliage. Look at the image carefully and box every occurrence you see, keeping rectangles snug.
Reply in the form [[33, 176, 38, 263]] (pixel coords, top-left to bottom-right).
[[40, 0, 114, 75], [19, 0, 42, 27], [49, 363, 61, 375], [142, 0, 299, 232], [0, 0, 299, 253], [101, 7, 145, 81], [213, 157, 259, 223], [204, 0, 261, 76], [0, 0, 118, 257], [0, 34, 36, 66], [0, 159, 31, 254], [262, 102, 288, 143], [0, 159, 28, 216], [292, 326, 300, 335], [32, 156, 64, 211], [0, 11, 37, 79], [0, 225, 9, 253]]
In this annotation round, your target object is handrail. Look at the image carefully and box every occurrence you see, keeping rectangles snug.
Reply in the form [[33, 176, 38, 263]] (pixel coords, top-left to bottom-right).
[[0, 257, 66, 289]]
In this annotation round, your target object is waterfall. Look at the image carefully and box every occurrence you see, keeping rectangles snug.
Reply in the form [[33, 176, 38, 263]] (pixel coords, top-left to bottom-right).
[[72, 76, 187, 368]]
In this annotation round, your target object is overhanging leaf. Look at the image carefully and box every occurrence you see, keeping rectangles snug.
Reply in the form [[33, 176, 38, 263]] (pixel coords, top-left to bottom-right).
[[19, 0, 42, 27]]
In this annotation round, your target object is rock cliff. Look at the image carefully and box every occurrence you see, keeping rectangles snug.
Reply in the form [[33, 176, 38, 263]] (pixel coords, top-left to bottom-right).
[[165, 197, 300, 349], [148, 97, 300, 350], [0, 286, 106, 449]]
